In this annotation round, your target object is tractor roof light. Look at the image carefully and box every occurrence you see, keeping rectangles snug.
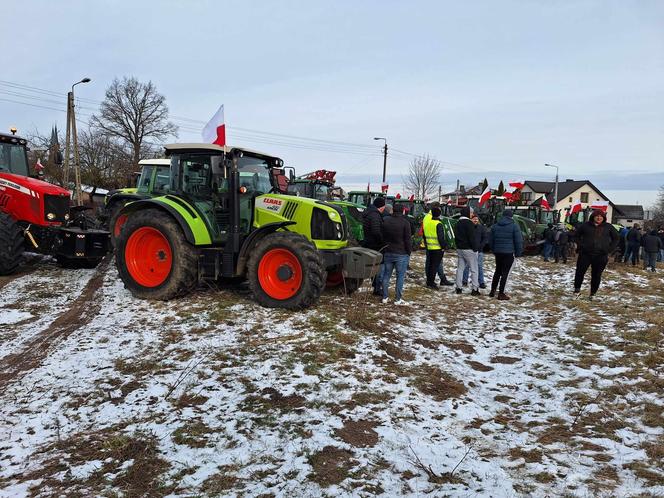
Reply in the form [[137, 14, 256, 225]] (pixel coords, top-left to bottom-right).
[[239, 186, 248, 194]]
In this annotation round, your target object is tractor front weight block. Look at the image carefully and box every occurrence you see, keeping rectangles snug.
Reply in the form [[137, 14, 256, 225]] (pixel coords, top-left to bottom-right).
[[56, 227, 110, 260], [322, 246, 382, 279]]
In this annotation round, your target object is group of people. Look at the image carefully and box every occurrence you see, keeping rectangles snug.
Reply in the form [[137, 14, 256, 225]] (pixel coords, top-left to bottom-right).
[[542, 223, 571, 263], [619, 224, 664, 272], [362, 197, 647, 303], [361, 198, 524, 304]]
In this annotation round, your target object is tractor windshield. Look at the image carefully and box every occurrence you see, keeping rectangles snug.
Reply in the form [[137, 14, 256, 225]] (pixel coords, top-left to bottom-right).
[[171, 153, 223, 198], [237, 155, 273, 194], [0, 142, 29, 177]]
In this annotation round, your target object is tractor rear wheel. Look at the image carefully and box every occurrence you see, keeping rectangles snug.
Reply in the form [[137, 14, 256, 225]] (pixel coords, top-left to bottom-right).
[[247, 232, 325, 309], [116, 209, 198, 300], [0, 212, 24, 275]]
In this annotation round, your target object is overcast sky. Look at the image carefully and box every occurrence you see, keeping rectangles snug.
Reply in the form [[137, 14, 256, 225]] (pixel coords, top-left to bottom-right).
[[2, 1, 663, 191]]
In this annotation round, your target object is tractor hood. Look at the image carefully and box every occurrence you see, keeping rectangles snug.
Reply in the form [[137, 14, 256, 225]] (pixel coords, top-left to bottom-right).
[[0, 172, 71, 198]]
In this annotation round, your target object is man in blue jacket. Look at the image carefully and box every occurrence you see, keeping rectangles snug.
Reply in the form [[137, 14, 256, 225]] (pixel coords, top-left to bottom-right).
[[489, 210, 523, 300]]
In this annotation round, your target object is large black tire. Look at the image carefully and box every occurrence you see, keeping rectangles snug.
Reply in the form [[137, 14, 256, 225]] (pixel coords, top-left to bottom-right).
[[116, 209, 198, 300], [107, 201, 128, 249], [247, 232, 325, 309], [0, 212, 24, 276]]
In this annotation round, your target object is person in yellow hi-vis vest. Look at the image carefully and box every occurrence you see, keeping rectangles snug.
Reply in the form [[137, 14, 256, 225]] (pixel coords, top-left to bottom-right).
[[423, 207, 450, 289]]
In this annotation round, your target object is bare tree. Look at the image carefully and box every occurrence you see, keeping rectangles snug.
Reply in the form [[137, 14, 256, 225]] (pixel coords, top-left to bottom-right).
[[78, 129, 134, 190], [404, 154, 442, 200], [652, 185, 664, 226], [90, 76, 177, 166]]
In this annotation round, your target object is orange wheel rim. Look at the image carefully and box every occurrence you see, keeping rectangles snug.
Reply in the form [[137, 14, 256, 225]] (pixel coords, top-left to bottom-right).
[[114, 214, 128, 237], [326, 271, 344, 287], [258, 248, 303, 300], [125, 227, 172, 287]]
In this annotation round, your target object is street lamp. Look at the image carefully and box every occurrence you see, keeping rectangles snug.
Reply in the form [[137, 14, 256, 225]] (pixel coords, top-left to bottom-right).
[[373, 137, 387, 183], [544, 163, 559, 209]]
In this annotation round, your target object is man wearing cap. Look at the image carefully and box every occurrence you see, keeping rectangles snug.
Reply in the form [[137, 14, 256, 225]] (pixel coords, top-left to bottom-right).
[[362, 197, 386, 295], [574, 209, 619, 299]]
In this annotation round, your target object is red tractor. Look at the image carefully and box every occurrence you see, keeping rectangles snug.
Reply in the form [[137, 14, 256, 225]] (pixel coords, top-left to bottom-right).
[[0, 130, 110, 274]]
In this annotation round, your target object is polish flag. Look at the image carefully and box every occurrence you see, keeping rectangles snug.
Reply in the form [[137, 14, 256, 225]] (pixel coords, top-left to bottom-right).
[[202, 104, 226, 146], [478, 185, 491, 206], [509, 181, 525, 190], [570, 200, 583, 215], [408, 194, 415, 201], [381, 183, 389, 193], [590, 200, 609, 212], [396, 193, 401, 199], [541, 198, 551, 210], [503, 191, 513, 203]]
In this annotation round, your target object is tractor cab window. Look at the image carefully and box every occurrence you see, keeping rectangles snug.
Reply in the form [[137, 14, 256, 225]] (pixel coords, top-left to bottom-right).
[[153, 166, 171, 193], [237, 156, 272, 194], [171, 154, 217, 198], [137, 166, 155, 193], [288, 182, 310, 197], [313, 183, 330, 201], [0, 143, 29, 177]]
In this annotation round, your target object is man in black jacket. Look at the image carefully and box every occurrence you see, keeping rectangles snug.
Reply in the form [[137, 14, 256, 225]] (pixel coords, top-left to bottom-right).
[[641, 229, 663, 272], [381, 203, 412, 303], [574, 210, 619, 299], [454, 206, 481, 295], [362, 197, 386, 294], [625, 224, 642, 265]]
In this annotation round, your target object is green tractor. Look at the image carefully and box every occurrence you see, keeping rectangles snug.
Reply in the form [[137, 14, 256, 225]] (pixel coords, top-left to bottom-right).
[[104, 159, 171, 245], [114, 144, 382, 309], [347, 190, 387, 207], [286, 170, 365, 242], [394, 197, 426, 248]]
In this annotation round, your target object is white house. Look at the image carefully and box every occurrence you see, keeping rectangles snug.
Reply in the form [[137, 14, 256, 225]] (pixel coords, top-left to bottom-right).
[[520, 179, 614, 221]]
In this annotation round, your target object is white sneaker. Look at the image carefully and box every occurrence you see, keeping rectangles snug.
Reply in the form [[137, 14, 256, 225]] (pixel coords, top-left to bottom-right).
[[381, 298, 389, 304], [394, 299, 409, 305]]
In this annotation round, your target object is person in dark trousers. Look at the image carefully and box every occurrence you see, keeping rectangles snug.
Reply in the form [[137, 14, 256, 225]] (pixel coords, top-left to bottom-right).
[[574, 210, 619, 299], [554, 225, 569, 263], [423, 207, 449, 289], [641, 229, 663, 272], [489, 210, 523, 300], [625, 224, 642, 265], [362, 197, 386, 294], [421, 202, 454, 286], [381, 203, 412, 303], [658, 227, 664, 262], [542, 223, 555, 261], [454, 206, 481, 295]]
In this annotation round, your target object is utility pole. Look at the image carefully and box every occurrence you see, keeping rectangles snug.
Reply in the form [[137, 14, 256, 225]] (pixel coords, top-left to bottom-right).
[[545, 163, 560, 219], [455, 179, 460, 205], [373, 137, 387, 183], [63, 78, 91, 205]]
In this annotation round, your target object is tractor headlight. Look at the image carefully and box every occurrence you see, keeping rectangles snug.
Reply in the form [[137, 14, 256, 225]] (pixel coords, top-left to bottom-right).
[[46, 213, 56, 220], [335, 222, 343, 239], [328, 210, 339, 221]]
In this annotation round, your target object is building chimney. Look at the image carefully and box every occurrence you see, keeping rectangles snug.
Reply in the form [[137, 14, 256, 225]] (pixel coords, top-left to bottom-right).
[[565, 179, 574, 182]]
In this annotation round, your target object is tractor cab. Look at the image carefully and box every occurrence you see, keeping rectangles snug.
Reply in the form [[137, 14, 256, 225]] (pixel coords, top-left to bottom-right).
[[348, 191, 386, 207], [0, 132, 31, 177]]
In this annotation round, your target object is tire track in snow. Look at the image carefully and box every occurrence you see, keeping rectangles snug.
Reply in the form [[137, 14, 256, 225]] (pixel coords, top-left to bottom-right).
[[0, 256, 111, 389]]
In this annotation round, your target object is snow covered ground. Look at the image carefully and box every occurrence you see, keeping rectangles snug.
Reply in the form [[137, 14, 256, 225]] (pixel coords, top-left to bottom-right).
[[0, 253, 662, 497]]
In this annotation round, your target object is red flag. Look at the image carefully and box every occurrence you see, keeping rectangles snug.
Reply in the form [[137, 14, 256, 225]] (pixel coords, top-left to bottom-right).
[[508, 181, 524, 190], [381, 183, 389, 193], [541, 198, 551, 210], [503, 191, 513, 202], [395, 193, 401, 199], [478, 185, 491, 206], [590, 200, 609, 212], [202, 104, 226, 146], [570, 200, 582, 215], [408, 194, 415, 201]]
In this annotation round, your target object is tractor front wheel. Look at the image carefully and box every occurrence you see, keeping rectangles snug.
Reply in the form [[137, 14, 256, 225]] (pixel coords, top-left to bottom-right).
[[0, 212, 24, 276], [116, 209, 198, 300], [247, 232, 325, 309], [108, 201, 129, 249]]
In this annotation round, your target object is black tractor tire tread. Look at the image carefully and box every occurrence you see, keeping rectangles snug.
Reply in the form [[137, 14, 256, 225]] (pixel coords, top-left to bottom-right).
[[247, 232, 325, 309], [107, 201, 128, 249], [0, 212, 24, 276], [116, 209, 198, 300]]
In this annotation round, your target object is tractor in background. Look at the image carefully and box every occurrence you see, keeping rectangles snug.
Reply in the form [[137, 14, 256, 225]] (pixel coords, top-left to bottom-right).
[[286, 169, 365, 242], [113, 144, 382, 309], [0, 129, 109, 274]]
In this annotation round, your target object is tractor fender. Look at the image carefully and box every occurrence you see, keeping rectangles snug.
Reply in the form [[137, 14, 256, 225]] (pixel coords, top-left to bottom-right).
[[105, 193, 147, 211], [118, 198, 211, 246], [236, 221, 296, 275]]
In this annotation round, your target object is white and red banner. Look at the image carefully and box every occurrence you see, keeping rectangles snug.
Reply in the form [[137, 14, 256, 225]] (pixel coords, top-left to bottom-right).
[[508, 180, 525, 190], [202, 104, 226, 146], [381, 183, 389, 193], [570, 200, 583, 215], [590, 200, 609, 212], [478, 185, 491, 206], [541, 198, 551, 211]]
